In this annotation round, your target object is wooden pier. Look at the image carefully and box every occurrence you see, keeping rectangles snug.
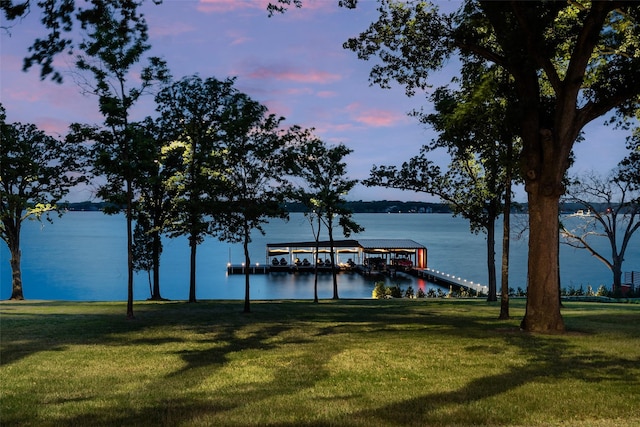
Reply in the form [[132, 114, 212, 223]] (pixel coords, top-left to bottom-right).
[[226, 239, 485, 295], [412, 268, 487, 295], [227, 264, 269, 274], [227, 263, 486, 295]]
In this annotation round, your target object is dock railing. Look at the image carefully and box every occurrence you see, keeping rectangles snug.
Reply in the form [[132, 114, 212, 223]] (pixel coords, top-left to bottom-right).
[[414, 267, 488, 295]]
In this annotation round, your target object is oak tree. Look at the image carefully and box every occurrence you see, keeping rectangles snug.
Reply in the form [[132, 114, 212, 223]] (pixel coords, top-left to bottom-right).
[[291, 138, 363, 300], [155, 75, 237, 303], [561, 167, 640, 290], [214, 95, 295, 313], [344, 0, 640, 332], [0, 104, 87, 300], [69, 0, 169, 318]]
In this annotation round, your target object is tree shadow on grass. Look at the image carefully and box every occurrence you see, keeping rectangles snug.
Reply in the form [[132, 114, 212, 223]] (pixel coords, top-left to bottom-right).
[[3, 300, 638, 426], [337, 334, 640, 427]]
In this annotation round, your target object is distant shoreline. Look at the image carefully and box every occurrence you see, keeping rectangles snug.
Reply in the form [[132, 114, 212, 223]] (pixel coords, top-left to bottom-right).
[[58, 200, 624, 215], [59, 200, 526, 214]]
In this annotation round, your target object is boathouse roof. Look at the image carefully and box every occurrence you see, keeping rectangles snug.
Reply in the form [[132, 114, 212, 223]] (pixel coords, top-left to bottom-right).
[[356, 239, 425, 250], [267, 240, 360, 249], [267, 239, 425, 250]]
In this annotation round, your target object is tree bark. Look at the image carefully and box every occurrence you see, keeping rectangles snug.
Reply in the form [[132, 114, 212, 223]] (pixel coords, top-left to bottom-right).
[[189, 234, 197, 303], [126, 180, 135, 319], [328, 217, 339, 300], [486, 217, 497, 301], [151, 230, 162, 300], [243, 225, 251, 313], [9, 247, 24, 300], [314, 241, 319, 303], [499, 144, 512, 319], [612, 261, 622, 290], [521, 191, 565, 333], [6, 218, 24, 300]]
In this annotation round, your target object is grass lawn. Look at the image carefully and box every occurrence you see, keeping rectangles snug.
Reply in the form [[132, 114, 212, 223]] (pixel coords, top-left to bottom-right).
[[1, 298, 639, 426]]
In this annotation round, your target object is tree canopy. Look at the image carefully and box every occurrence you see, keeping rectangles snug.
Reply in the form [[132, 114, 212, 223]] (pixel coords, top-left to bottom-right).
[[0, 104, 87, 300], [344, 0, 640, 333], [291, 137, 363, 300]]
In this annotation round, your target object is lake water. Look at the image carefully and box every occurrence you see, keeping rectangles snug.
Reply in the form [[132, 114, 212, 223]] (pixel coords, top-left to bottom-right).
[[1, 212, 637, 301]]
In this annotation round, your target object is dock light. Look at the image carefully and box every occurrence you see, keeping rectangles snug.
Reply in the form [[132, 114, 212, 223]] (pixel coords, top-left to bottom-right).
[[256, 263, 259, 267], [227, 262, 231, 267], [241, 263, 245, 267]]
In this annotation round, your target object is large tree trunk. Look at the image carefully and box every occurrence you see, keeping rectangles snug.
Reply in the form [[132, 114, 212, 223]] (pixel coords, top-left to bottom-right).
[[518, 95, 571, 332], [328, 218, 339, 300], [126, 180, 135, 319], [314, 240, 320, 303], [499, 155, 512, 319], [521, 192, 565, 333], [499, 209, 511, 318], [486, 217, 497, 301], [6, 220, 24, 300], [189, 234, 197, 303], [612, 262, 623, 290], [312, 214, 321, 303], [243, 225, 251, 313], [9, 247, 24, 300], [151, 230, 162, 300]]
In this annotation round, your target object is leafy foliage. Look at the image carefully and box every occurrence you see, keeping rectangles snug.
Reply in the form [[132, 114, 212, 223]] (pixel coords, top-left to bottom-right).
[[68, 0, 169, 317], [213, 89, 296, 313], [345, 0, 640, 333], [155, 75, 240, 302], [290, 137, 364, 299], [0, 104, 87, 299]]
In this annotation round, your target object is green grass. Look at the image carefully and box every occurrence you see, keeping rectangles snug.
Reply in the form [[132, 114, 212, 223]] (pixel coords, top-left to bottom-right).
[[1, 299, 639, 426]]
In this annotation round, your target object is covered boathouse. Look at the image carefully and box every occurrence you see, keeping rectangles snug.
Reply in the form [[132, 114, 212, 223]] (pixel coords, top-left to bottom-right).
[[265, 239, 427, 272]]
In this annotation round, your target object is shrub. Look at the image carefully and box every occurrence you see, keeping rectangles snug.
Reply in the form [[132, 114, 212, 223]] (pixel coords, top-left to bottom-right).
[[389, 285, 404, 298], [596, 285, 609, 297], [405, 286, 415, 299], [427, 288, 437, 298], [372, 282, 387, 299], [416, 288, 426, 298]]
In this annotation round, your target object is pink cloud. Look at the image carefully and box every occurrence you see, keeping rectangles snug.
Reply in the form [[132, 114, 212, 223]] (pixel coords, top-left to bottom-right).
[[4, 88, 43, 103], [345, 103, 408, 127], [318, 122, 356, 133], [196, 0, 331, 14], [246, 66, 341, 84], [197, 0, 271, 13], [283, 87, 314, 96], [354, 110, 406, 127], [226, 30, 252, 46], [150, 22, 195, 37], [316, 90, 337, 98], [38, 117, 71, 136]]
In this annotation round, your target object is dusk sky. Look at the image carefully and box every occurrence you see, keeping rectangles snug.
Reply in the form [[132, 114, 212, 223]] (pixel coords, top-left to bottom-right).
[[1, 0, 633, 203]]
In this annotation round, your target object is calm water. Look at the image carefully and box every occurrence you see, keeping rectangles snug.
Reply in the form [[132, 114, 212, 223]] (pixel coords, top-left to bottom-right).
[[1, 212, 637, 301]]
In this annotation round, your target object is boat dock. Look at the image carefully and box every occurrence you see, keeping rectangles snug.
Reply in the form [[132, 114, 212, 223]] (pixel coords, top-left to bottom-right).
[[226, 239, 486, 295], [413, 268, 488, 295]]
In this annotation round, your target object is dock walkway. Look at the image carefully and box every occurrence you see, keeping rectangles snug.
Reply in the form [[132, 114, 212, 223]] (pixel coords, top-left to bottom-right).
[[227, 263, 486, 295], [412, 268, 487, 295]]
